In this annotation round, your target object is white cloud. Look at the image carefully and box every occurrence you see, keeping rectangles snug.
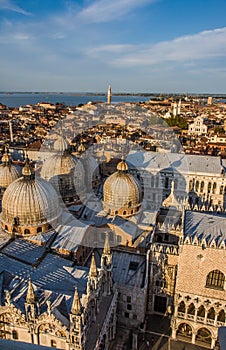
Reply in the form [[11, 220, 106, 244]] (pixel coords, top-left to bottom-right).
[[0, 0, 31, 15], [78, 0, 156, 23], [87, 27, 226, 66]]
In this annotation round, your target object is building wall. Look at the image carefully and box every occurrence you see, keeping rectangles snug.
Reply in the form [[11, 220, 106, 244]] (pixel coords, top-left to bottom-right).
[[171, 243, 226, 349]]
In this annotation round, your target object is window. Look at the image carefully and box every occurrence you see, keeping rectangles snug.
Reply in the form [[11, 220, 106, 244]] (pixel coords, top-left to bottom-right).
[[116, 235, 122, 243], [206, 270, 225, 290], [12, 330, 18, 339], [129, 261, 139, 271], [200, 181, 204, 193], [154, 296, 167, 313], [207, 182, 211, 194], [165, 177, 169, 189], [24, 229, 30, 235], [127, 296, 131, 303], [187, 303, 195, 315], [195, 181, 199, 192], [178, 301, 185, 313], [127, 304, 132, 311], [51, 340, 57, 348], [37, 227, 42, 233]]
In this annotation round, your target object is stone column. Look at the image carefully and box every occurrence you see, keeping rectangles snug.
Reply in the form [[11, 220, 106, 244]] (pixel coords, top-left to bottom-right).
[[171, 328, 176, 339], [33, 333, 39, 344], [185, 305, 188, 320], [174, 304, 178, 318], [211, 337, 216, 349], [204, 310, 208, 324], [132, 332, 138, 350], [194, 307, 198, 322], [192, 330, 196, 344]]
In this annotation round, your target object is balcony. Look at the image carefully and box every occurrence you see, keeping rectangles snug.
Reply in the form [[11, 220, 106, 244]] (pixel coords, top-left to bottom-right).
[[197, 316, 204, 323], [187, 314, 195, 321]]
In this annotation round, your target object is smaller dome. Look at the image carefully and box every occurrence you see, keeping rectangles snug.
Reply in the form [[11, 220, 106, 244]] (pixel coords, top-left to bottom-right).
[[117, 160, 128, 172], [103, 160, 142, 217], [41, 150, 85, 202], [54, 135, 70, 153], [0, 151, 21, 189]]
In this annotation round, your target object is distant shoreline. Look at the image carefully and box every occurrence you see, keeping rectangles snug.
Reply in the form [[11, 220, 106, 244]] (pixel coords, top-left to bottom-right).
[[0, 92, 226, 98]]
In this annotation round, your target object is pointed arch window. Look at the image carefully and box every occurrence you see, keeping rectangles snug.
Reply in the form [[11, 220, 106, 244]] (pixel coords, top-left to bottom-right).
[[195, 181, 199, 192], [206, 270, 225, 290], [200, 181, 204, 193]]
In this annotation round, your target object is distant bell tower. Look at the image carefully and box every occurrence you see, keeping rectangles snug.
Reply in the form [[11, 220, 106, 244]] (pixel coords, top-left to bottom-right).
[[107, 85, 112, 104]]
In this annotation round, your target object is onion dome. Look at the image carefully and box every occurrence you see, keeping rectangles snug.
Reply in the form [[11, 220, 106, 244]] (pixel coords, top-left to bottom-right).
[[117, 159, 128, 172], [81, 155, 100, 192], [53, 135, 70, 153], [0, 149, 21, 190], [103, 159, 142, 217], [1, 158, 61, 236], [41, 136, 84, 203]]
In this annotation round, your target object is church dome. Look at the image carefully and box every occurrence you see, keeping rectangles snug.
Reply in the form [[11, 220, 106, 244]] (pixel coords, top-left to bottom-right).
[[103, 160, 142, 217], [0, 151, 21, 189], [53, 135, 70, 153], [41, 136, 84, 203], [1, 159, 61, 236]]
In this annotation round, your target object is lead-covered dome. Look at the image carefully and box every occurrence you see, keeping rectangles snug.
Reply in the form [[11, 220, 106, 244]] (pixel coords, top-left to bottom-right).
[[103, 160, 142, 217], [41, 136, 84, 203], [1, 158, 61, 236], [0, 150, 21, 190]]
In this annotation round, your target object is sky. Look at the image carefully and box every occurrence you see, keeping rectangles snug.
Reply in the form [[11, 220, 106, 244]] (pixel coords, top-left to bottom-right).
[[0, 0, 226, 93]]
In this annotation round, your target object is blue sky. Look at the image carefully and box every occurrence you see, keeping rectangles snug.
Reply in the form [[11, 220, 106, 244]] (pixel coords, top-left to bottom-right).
[[0, 0, 226, 93]]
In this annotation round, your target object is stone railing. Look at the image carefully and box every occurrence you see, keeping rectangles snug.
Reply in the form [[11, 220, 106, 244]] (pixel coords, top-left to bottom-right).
[[197, 316, 205, 323], [187, 314, 195, 321], [206, 319, 214, 326]]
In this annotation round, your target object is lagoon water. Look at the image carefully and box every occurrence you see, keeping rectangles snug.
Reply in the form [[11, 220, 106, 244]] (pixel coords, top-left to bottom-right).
[[0, 92, 151, 108]]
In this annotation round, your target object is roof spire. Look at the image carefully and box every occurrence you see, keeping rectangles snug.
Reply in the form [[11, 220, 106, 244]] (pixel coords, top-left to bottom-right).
[[89, 253, 97, 277], [26, 277, 35, 304], [71, 287, 82, 315], [162, 179, 180, 209], [103, 232, 111, 255]]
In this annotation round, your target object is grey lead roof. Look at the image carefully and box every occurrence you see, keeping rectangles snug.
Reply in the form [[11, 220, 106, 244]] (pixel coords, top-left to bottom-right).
[[184, 211, 226, 246], [127, 151, 225, 175], [0, 248, 89, 327], [112, 250, 146, 287]]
